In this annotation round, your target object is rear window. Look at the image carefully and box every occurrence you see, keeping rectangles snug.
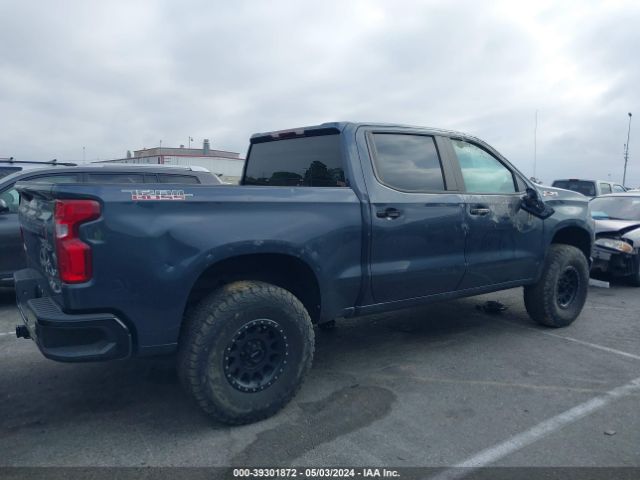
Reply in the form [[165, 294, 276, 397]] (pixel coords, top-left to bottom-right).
[[552, 180, 596, 197], [244, 135, 346, 187], [0, 167, 21, 178]]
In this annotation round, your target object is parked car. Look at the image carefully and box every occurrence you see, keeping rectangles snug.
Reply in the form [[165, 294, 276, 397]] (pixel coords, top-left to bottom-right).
[[590, 192, 640, 286], [14, 122, 594, 424], [0, 159, 78, 179], [0, 163, 222, 286], [551, 179, 626, 197]]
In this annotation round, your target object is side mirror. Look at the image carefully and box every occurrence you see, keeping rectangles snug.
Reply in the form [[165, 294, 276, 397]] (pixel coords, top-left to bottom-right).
[[0, 199, 9, 214], [521, 187, 555, 219]]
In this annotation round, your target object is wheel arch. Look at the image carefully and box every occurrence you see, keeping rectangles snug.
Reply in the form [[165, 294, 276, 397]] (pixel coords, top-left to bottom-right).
[[549, 224, 592, 261], [184, 253, 322, 323]]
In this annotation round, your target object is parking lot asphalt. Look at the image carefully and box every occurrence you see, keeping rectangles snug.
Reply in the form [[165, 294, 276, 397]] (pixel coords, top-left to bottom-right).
[[0, 284, 638, 468]]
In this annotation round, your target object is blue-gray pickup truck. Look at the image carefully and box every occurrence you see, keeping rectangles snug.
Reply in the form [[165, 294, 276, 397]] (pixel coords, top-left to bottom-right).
[[14, 122, 594, 424]]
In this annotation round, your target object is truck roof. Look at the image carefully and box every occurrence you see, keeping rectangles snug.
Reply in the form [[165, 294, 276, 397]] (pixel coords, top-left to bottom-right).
[[250, 122, 483, 144]]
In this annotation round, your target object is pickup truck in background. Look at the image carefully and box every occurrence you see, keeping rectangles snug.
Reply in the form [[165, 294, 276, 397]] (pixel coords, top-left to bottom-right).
[[14, 122, 594, 424]]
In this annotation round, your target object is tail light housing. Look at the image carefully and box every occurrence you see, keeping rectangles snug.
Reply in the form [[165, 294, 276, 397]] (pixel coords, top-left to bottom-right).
[[54, 199, 101, 283]]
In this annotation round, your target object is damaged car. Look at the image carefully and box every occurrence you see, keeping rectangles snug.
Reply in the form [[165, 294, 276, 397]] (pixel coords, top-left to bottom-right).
[[590, 193, 640, 286]]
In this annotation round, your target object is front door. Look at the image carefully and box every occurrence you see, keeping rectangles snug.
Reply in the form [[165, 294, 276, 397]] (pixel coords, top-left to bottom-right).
[[449, 139, 544, 289]]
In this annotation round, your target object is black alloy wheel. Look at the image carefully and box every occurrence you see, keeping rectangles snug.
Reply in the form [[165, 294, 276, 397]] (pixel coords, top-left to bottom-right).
[[556, 266, 580, 309], [224, 319, 288, 393]]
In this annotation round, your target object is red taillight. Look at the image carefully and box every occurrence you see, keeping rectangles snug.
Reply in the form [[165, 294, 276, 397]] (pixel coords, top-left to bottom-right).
[[54, 199, 101, 283]]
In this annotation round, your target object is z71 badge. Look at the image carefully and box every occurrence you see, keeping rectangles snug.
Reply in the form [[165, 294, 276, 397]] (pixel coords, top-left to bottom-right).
[[122, 189, 194, 201]]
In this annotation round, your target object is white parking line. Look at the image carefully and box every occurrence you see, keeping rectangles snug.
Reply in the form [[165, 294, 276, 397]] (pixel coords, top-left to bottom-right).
[[498, 319, 640, 362], [0, 332, 14, 336], [433, 376, 640, 480]]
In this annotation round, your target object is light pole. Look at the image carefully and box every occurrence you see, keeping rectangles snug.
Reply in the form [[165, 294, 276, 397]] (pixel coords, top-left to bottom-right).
[[623, 112, 632, 187]]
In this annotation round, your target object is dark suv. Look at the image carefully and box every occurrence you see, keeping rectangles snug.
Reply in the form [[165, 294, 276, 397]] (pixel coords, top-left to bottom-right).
[[0, 163, 222, 286]]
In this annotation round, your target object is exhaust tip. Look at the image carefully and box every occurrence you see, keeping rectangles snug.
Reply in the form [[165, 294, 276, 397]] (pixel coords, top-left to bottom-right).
[[16, 325, 30, 339]]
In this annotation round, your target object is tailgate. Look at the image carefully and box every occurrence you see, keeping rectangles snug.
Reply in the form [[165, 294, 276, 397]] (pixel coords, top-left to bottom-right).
[[16, 182, 60, 295], [16, 181, 102, 297]]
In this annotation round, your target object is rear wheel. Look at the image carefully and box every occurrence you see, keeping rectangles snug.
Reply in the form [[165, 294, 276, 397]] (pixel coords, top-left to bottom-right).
[[177, 281, 314, 424], [524, 244, 589, 327]]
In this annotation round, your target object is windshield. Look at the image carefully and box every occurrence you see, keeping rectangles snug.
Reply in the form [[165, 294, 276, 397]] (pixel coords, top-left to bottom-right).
[[552, 180, 596, 196], [590, 196, 640, 221]]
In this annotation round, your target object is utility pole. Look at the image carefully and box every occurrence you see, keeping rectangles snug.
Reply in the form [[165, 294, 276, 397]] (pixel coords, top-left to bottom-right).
[[623, 112, 632, 187], [82, 146, 85, 164]]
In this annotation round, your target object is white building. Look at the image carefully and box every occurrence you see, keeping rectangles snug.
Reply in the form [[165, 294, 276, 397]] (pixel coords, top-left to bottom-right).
[[98, 140, 245, 183]]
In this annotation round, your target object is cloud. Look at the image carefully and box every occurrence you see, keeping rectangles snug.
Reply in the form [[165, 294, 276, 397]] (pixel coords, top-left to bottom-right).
[[0, 0, 638, 184]]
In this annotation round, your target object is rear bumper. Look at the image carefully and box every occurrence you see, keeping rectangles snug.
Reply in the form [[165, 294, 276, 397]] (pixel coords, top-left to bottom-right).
[[14, 269, 132, 362]]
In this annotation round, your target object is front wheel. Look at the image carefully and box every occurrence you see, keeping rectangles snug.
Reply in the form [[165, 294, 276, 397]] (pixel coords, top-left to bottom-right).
[[177, 281, 315, 424], [524, 244, 589, 327]]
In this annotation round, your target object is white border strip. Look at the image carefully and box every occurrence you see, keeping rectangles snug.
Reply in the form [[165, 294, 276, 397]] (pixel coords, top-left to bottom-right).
[[433, 376, 640, 480]]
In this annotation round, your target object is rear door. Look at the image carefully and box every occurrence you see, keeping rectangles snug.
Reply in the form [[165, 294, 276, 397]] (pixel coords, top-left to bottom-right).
[[448, 138, 543, 289], [358, 128, 466, 303]]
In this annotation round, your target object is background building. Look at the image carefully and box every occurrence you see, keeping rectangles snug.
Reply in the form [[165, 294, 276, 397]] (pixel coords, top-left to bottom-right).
[[97, 139, 245, 183]]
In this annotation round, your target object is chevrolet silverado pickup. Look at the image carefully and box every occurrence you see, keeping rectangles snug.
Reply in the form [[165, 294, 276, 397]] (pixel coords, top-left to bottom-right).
[[14, 122, 594, 424]]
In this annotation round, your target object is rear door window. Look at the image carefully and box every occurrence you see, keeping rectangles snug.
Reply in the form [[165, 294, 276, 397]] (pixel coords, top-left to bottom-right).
[[370, 134, 446, 192], [157, 174, 200, 184], [244, 134, 346, 187], [612, 184, 626, 193], [86, 173, 144, 183], [29, 174, 80, 184]]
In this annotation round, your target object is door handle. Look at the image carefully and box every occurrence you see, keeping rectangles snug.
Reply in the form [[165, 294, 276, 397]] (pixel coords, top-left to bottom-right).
[[470, 206, 491, 216], [376, 207, 401, 219]]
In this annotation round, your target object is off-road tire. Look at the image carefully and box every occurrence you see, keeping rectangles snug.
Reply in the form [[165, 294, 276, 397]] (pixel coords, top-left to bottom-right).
[[177, 281, 315, 425], [523, 244, 589, 327]]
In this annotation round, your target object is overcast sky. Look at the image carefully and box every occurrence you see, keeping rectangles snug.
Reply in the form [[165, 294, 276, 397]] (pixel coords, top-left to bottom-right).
[[1, 0, 639, 185]]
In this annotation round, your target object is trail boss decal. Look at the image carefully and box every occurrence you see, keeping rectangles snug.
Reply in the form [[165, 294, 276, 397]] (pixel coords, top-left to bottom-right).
[[122, 189, 194, 201]]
